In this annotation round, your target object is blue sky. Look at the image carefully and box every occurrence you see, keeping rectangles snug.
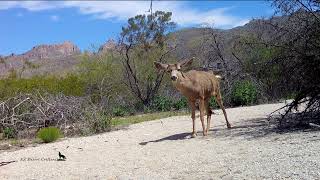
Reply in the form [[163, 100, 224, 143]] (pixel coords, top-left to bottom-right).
[[0, 1, 275, 56]]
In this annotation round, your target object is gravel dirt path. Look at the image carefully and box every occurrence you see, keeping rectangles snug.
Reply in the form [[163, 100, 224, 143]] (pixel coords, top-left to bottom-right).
[[1, 102, 320, 179]]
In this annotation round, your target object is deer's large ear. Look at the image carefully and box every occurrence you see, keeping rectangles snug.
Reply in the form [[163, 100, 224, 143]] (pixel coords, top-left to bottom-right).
[[154, 62, 168, 70], [179, 57, 194, 68]]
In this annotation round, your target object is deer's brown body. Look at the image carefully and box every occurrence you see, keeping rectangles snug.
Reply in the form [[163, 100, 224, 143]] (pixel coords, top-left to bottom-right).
[[154, 58, 231, 137], [172, 70, 220, 99]]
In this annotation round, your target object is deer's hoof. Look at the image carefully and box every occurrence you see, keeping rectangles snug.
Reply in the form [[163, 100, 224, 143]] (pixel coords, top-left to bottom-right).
[[191, 133, 197, 138], [203, 132, 208, 136], [227, 124, 232, 129], [206, 128, 210, 133]]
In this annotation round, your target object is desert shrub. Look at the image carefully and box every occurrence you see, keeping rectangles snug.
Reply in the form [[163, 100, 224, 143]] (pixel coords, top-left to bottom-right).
[[78, 53, 125, 105], [94, 114, 111, 133], [3, 127, 16, 139], [173, 97, 188, 110], [209, 97, 218, 108], [0, 93, 98, 136], [0, 74, 85, 99], [57, 74, 85, 96], [231, 80, 257, 106], [112, 107, 126, 117], [133, 101, 145, 112], [81, 109, 112, 135], [112, 106, 128, 117], [151, 96, 173, 111], [37, 127, 62, 143]]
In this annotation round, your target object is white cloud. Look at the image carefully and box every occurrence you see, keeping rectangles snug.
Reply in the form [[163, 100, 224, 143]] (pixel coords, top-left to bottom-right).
[[0, 1, 249, 28], [62, 1, 167, 21], [0, 2, 18, 10], [233, 19, 250, 27], [50, 15, 59, 22], [170, 7, 249, 28], [0, 1, 62, 11]]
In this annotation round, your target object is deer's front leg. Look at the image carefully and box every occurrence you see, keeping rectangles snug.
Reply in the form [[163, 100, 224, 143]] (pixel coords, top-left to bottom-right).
[[188, 100, 197, 138]]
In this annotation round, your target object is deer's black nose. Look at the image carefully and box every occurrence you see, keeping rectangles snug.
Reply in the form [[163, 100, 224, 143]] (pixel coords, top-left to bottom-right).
[[171, 76, 177, 81]]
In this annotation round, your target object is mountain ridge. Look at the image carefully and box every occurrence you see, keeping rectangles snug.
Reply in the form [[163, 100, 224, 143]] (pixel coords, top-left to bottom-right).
[[0, 17, 282, 78]]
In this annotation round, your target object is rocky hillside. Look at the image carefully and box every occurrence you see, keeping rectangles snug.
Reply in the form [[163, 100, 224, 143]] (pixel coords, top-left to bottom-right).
[[0, 41, 81, 77], [98, 39, 117, 54], [5, 41, 80, 61], [169, 16, 284, 74]]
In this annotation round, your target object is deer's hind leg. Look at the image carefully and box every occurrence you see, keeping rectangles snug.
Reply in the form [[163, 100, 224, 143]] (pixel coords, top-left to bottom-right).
[[215, 91, 231, 129], [205, 98, 212, 134], [199, 98, 207, 136]]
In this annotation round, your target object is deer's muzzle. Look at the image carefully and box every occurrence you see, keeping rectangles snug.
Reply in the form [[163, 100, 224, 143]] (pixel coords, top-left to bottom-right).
[[171, 76, 177, 81]]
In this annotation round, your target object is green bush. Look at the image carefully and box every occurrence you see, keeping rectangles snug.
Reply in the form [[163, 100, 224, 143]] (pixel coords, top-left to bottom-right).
[[285, 92, 298, 100], [112, 106, 128, 117], [37, 127, 62, 143], [58, 74, 85, 96], [90, 112, 112, 133], [209, 97, 218, 108], [0, 74, 85, 99], [94, 119, 111, 133], [3, 127, 16, 139], [133, 101, 145, 112], [151, 96, 173, 111], [112, 107, 124, 117], [78, 54, 125, 105], [173, 97, 188, 110], [231, 80, 257, 106]]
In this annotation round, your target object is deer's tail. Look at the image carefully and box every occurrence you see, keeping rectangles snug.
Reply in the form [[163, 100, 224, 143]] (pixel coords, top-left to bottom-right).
[[215, 75, 222, 79]]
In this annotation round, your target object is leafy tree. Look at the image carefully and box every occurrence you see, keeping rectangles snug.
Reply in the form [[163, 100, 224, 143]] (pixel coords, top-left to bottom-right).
[[231, 1, 319, 123], [269, 0, 320, 122], [119, 11, 176, 106], [232, 35, 282, 99], [198, 27, 247, 105]]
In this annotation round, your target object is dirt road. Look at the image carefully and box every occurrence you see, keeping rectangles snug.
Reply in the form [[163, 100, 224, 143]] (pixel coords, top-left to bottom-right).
[[1, 102, 319, 179]]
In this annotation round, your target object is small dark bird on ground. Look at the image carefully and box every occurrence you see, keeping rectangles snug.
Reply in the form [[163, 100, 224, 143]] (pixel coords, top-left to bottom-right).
[[0, 161, 16, 167], [58, 152, 66, 160]]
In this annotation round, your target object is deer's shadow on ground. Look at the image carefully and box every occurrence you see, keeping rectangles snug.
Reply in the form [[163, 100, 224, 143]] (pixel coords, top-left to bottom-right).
[[139, 132, 190, 145], [139, 117, 318, 145]]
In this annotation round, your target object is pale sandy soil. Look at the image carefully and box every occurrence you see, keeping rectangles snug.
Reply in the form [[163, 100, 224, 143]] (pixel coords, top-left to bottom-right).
[[0, 102, 319, 180]]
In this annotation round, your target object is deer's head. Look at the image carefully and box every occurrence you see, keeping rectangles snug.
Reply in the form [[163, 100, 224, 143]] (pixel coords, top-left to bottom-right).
[[154, 58, 193, 81]]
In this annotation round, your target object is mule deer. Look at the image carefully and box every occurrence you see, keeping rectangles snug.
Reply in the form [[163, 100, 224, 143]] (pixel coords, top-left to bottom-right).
[[154, 58, 231, 137]]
